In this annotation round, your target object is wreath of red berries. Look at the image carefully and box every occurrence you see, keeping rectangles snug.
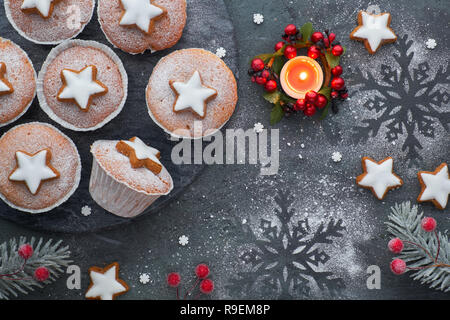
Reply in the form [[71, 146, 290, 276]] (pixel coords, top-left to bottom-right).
[[249, 23, 348, 124]]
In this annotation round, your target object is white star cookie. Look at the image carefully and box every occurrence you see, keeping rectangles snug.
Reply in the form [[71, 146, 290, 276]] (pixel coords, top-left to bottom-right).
[[356, 157, 403, 200], [85, 263, 129, 300], [170, 71, 217, 118], [57, 65, 108, 112], [350, 11, 397, 54], [0, 62, 14, 95], [116, 137, 162, 174], [418, 163, 450, 210], [119, 0, 166, 34], [9, 149, 59, 195], [21, 0, 57, 19]]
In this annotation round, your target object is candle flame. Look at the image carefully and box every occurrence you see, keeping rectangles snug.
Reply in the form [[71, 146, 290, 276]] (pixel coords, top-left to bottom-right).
[[299, 72, 308, 80]]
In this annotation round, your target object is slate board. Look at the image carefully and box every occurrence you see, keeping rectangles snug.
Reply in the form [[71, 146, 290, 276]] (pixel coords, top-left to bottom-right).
[[0, 0, 238, 233]]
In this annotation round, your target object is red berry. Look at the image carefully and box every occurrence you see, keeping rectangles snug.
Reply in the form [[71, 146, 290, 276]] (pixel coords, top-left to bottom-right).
[[388, 238, 404, 254], [304, 105, 316, 116], [332, 45, 344, 56], [340, 92, 349, 99], [167, 272, 181, 287], [274, 41, 284, 52], [264, 80, 277, 92], [315, 94, 328, 109], [323, 38, 329, 47], [310, 32, 324, 43], [294, 98, 306, 111], [331, 77, 345, 90], [307, 46, 321, 59], [421, 217, 437, 232], [34, 267, 49, 282], [390, 259, 406, 275], [200, 279, 214, 294], [251, 76, 256, 83], [331, 91, 339, 99], [284, 24, 297, 36], [195, 264, 210, 279], [251, 58, 265, 72], [284, 45, 297, 59], [255, 76, 267, 85], [18, 244, 33, 260], [328, 32, 336, 43], [305, 90, 318, 103], [261, 70, 270, 79], [331, 65, 343, 77]]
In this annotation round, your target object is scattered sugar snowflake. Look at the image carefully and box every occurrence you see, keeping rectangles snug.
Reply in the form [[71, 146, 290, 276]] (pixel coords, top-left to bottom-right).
[[178, 235, 189, 246], [425, 38, 437, 49], [253, 122, 264, 133], [215, 47, 227, 58], [298, 154, 303, 159], [81, 205, 92, 216], [331, 151, 342, 162], [139, 273, 150, 284], [300, 143, 305, 148], [253, 13, 264, 25]]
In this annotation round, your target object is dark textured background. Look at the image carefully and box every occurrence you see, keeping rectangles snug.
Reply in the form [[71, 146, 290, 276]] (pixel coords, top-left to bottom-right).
[[0, 0, 449, 299]]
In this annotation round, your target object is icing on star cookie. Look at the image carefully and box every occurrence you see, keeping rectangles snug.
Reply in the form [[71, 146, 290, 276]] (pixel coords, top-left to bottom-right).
[[9, 149, 60, 195], [20, 0, 58, 19], [57, 65, 108, 112], [170, 71, 217, 119], [356, 156, 403, 200], [85, 262, 129, 300], [417, 163, 450, 210], [116, 137, 162, 174], [119, 0, 166, 34], [0, 62, 14, 95], [350, 11, 397, 54]]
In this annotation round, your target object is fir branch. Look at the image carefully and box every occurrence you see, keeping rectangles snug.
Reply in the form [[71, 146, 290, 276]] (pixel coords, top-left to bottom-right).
[[0, 237, 72, 300], [386, 202, 450, 292]]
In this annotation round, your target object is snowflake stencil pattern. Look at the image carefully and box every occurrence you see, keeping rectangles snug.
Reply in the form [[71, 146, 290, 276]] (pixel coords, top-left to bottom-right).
[[351, 35, 450, 167], [226, 191, 345, 299]]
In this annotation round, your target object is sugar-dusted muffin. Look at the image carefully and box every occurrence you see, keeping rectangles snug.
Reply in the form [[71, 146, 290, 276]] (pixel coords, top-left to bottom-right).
[[37, 40, 128, 131], [98, 0, 186, 54], [146, 48, 238, 138], [89, 138, 173, 218], [0, 122, 81, 213], [4, 0, 95, 45], [0, 38, 36, 127]]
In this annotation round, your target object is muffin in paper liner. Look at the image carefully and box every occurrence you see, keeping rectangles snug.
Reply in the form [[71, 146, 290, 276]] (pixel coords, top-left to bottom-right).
[[37, 40, 128, 131], [0, 122, 81, 214], [0, 38, 36, 128], [89, 140, 173, 218], [4, 0, 95, 45]]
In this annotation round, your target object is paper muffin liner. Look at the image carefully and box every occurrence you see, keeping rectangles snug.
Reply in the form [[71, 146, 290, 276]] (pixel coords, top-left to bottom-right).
[[0, 39, 37, 128], [4, 0, 95, 45], [0, 122, 82, 214], [89, 158, 169, 218], [37, 39, 128, 131]]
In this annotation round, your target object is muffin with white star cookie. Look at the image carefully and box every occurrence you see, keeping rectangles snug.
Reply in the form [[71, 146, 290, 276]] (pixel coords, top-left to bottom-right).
[[37, 40, 128, 131], [98, 0, 186, 54], [146, 48, 238, 138], [0, 122, 81, 213], [89, 137, 173, 218], [0, 38, 36, 127], [4, 0, 95, 44]]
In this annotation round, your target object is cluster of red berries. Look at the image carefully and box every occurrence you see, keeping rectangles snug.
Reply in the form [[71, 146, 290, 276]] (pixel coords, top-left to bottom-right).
[[289, 90, 328, 116], [167, 263, 214, 299], [0, 244, 50, 282], [248, 58, 278, 93], [388, 217, 437, 275]]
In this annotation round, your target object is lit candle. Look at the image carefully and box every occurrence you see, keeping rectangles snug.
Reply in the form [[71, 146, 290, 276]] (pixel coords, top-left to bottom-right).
[[280, 56, 323, 99]]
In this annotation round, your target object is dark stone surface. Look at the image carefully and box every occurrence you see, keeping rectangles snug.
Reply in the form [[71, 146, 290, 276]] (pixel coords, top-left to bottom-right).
[[0, 0, 448, 300]]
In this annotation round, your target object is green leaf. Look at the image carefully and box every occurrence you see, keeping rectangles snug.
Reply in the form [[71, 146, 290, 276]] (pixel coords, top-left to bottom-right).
[[319, 102, 331, 120], [273, 44, 287, 56], [325, 46, 346, 68], [300, 22, 313, 42], [318, 86, 332, 100], [280, 92, 296, 104], [270, 102, 284, 125], [252, 53, 273, 63], [272, 56, 285, 75], [263, 90, 281, 104]]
